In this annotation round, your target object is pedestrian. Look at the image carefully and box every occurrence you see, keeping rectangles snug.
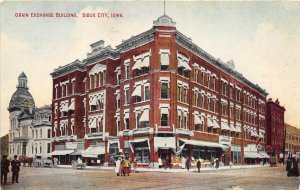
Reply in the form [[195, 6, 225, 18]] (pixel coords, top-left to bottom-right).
[[158, 157, 162, 169], [286, 158, 292, 177], [122, 158, 130, 176], [215, 158, 219, 169], [132, 158, 137, 173], [165, 156, 171, 169], [11, 155, 21, 184], [196, 159, 201, 173], [53, 157, 58, 167], [291, 158, 299, 177], [186, 157, 191, 171], [181, 156, 186, 169], [211, 158, 214, 168], [1, 155, 10, 185], [115, 157, 121, 176]]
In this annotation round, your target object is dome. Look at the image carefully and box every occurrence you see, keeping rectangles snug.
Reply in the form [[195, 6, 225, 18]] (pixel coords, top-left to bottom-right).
[[8, 72, 35, 112]]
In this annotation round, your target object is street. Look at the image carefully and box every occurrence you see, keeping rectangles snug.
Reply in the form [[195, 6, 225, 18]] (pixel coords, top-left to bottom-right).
[[1, 166, 299, 190]]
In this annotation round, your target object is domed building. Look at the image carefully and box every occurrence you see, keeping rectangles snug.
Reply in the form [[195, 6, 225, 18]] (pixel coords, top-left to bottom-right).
[[8, 72, 52, 159]]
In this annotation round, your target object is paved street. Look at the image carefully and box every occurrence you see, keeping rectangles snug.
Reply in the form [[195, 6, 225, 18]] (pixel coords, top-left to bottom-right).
[[1, 166, 299, 190]]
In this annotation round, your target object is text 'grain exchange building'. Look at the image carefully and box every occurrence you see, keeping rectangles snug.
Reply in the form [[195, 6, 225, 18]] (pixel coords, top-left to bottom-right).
[[50, 15, 269, 167]]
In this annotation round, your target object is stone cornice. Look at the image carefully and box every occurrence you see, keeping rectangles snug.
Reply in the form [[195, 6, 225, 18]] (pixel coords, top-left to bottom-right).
[[174, 30, 268, 97], [50, 59, 86, 79], [116, 29, 155, 52]]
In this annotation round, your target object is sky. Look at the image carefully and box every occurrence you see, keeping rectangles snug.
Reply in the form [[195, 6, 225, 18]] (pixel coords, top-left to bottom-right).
[[1, 1, 300, 137]]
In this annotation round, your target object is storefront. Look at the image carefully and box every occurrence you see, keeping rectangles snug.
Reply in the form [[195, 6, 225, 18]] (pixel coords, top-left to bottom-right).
[[82, 144, 105, 166], [231, 145, 241, 164], [129, 138, 150, 164], [51, 144, 75, 165], [108, 139, 120, 164]]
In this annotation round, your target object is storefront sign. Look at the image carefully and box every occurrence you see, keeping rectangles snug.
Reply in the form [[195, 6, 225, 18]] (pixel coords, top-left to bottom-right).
[[219, 136, 231, 146], [66, 142, 77, 149]]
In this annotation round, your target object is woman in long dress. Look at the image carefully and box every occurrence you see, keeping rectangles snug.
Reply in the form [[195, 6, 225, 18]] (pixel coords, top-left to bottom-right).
[[115, 158, 121, 176]]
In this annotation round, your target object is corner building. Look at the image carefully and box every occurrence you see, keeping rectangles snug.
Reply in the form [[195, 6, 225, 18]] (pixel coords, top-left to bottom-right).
[[50, 15, 269, 166]]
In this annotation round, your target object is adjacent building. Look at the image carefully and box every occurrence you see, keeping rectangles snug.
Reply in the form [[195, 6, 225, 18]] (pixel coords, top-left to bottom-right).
[[284, 123, 300, 160], [50, 15, 269, 167], [266, 98, 285, 158], [8, 72, 52, 158]]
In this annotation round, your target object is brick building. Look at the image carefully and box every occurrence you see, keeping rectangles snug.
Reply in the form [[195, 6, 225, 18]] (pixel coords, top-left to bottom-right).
[[50, 15, 269, 166], [266, 98, 285, 158]]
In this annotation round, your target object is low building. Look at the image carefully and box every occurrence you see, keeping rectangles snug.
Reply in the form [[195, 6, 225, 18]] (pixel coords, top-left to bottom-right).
[[284, 123, 300, 160]]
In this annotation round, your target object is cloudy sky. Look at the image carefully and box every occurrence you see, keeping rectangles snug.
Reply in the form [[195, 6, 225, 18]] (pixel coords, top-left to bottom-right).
[[1, 1, 300, 136]]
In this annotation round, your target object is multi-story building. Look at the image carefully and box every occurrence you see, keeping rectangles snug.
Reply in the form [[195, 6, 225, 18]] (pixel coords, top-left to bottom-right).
[[284, 123, 300, 160], [8, 72, 52, 158], [50, 15, 269, 166], [266, 98, 285, 157]]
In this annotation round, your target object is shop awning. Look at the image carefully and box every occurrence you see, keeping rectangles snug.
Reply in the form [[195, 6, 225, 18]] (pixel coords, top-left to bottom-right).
[[235, 125, 242, 133], [221, 122, 231, 131], [141, 56, 150, 68], [82, 146, 105, 158], [68, 101, 75, 110], [90, 96, 97, 106], [207, 118, 214, 128], [230, 123, 237, 132], [132, 58, 142, 70], [70, 149, 83, 156], [60, 102, 68, 112], [181, 139, 227, 151], [259, 152, 270, 158], [51, 149, 74, 156], [259, 132, 264, 138], [129, 138, 150, 152], [154, 137, 176, 152], [139, 109, 149, 122], [89, 118, 96, 129], [244, 152, 261, 158], [213, 119, 220, 129], [178, 57, 191, 71], [194, 115, 202, 125], [132, 85, 142, 97]]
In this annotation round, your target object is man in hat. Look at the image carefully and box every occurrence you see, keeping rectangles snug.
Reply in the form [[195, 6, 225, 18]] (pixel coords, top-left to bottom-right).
[[11, 155, 21, 184], [1, 155, 10, 185]]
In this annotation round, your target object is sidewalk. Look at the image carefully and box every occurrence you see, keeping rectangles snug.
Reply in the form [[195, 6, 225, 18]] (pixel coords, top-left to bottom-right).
[[58, 164, 271, 173]]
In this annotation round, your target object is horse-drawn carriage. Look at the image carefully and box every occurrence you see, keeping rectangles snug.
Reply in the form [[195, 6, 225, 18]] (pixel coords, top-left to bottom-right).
[[33, 156, 53, 167], [72, 158, 86, 170]]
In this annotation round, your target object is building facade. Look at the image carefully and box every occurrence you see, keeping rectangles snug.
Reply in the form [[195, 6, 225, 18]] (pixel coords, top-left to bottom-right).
[[8, 72, 52, 158], [266, 98, 285, 157], [284, 123, 300, 160], [50, 15, 269, 166]]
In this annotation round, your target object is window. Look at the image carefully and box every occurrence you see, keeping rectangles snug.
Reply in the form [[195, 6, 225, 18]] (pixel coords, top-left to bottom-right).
[[117, 120, 120, 132], [47, 143, 51, 153], [91, 128, 96, 133], [55, 86, 58, 99], [183, 88, 188, 103], [230, 86, 233, 99], [117, 74, 121, 85], [117, 97, 121, 109], [125, 118, 130, 130], [161, 83, 169, 99], [125, 88, 130, 104], [201, 72, 205, 85], [136, 112, 141, 128], [61, 84, 65, 97], [194, 68, 198, 82], [160, 53, 169, 71], [103, 71, 106, 85], [178, 114, 182, 128], [213, 100, 216, 113], [126, 65, 130, 80], [177, 86, 182, 102], [212, 77, 216, 90], [133, 96, 142, 103], [144, 86, 150, 101], [40, 145, 42, 154], [201, 95, 205, 109], [161, 114, 168, 126], [207, 97, 211, 111], [236, 89, 241, 101], [48, 129, 51, 138], [194, 92, 198, 107], [230, 106, 234, 119], [207, 75, 210, 88], [184, 115, 188, 129]]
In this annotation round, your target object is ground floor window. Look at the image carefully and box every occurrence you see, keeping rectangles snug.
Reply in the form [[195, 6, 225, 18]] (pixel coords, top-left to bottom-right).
[[135, 148, 150, 163], [231, 151, 241, 164], [109, 143, 119, 163]]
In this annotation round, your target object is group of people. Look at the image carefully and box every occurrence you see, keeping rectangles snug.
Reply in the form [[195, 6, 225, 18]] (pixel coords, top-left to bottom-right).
[[1, 155, 21, 185], [158, 157, 171, 169], [115, 157, 135, 176], [286, 158, 299, 177]]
